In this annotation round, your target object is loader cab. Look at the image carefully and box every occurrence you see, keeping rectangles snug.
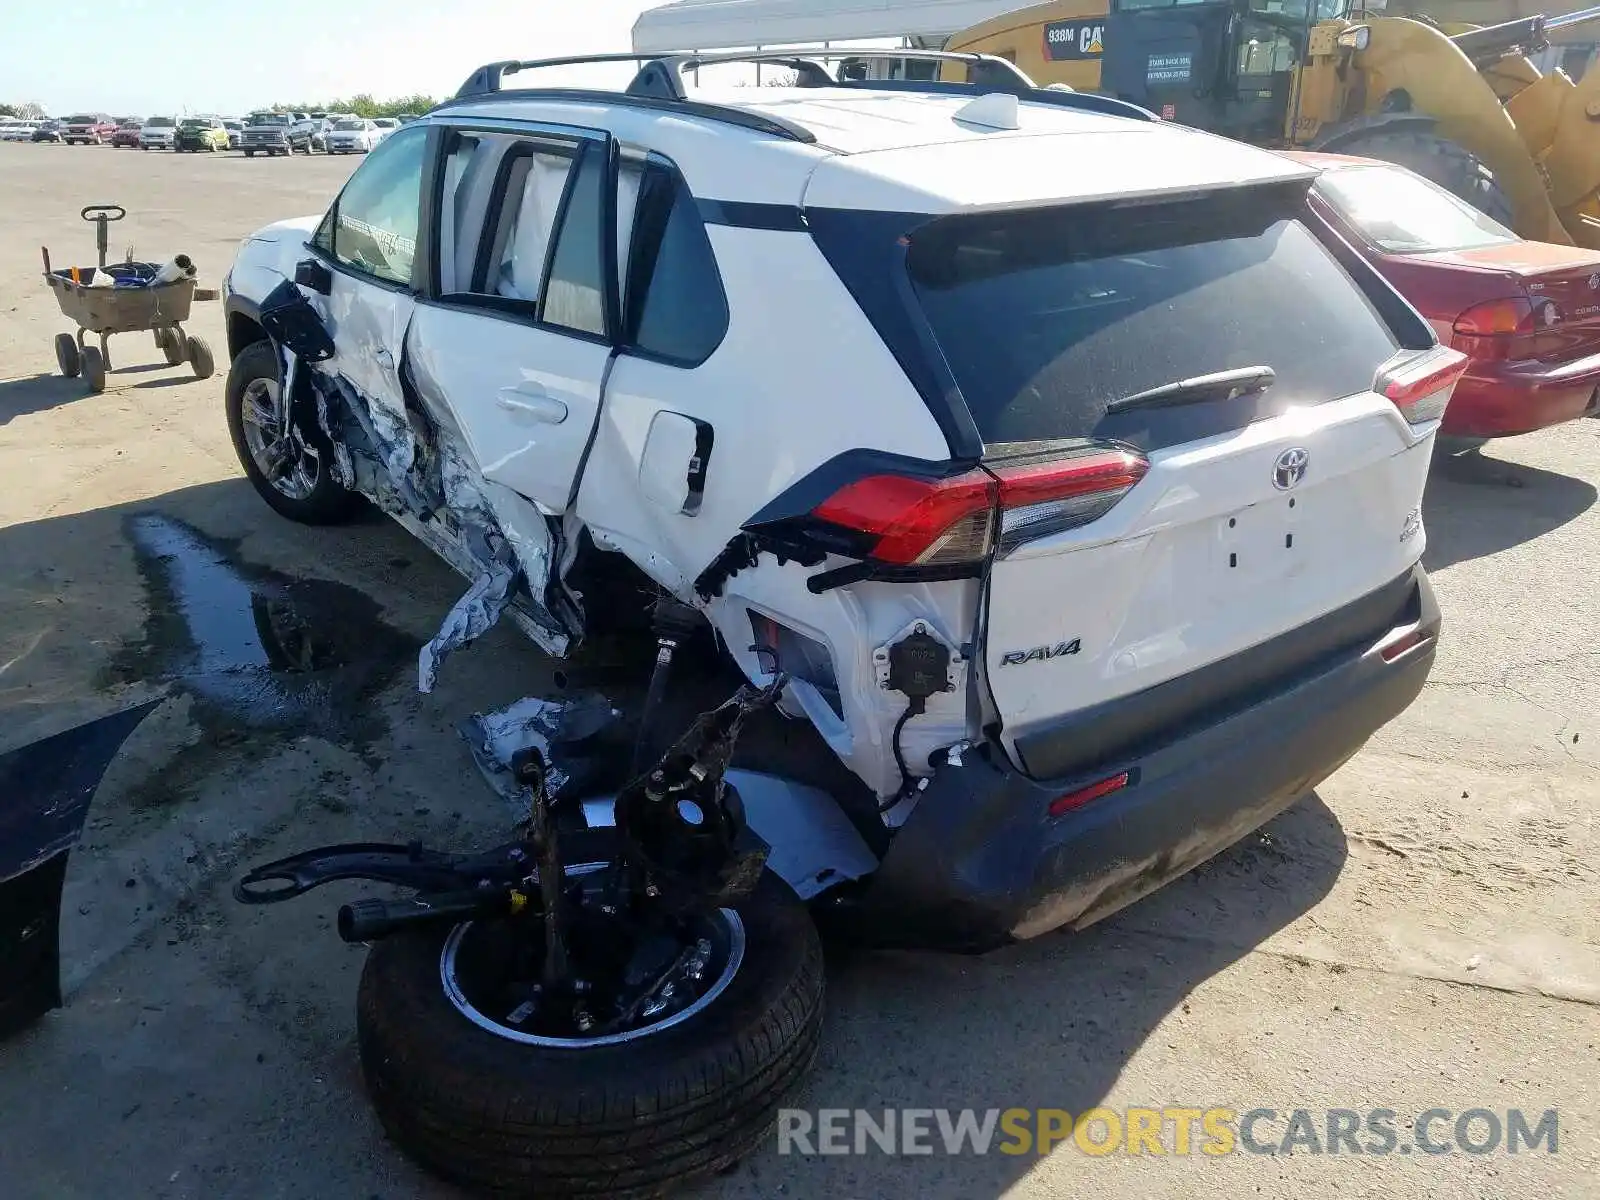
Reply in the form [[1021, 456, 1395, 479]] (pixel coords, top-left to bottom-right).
[[1101, 0, 1337, 142]]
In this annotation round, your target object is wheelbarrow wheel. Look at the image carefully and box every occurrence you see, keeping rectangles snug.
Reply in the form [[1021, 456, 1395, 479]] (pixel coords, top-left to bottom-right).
[[54, 333, 81, 379], [82, 345, 107, 394], [160, 328, 186, 366], [187, 336, 215, 380]]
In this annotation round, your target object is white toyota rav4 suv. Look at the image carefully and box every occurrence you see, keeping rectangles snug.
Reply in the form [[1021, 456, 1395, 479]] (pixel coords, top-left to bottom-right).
[[220, 48, 1460, 1194], [222, 48, 1456, 937]]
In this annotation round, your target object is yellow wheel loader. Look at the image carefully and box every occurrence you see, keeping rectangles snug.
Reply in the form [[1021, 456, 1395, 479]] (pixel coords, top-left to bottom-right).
[[948, 0, 1600, 248]]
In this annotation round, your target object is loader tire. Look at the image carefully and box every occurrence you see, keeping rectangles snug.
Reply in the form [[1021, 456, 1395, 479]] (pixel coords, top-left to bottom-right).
[[1324, 129, 1515, 228], [356, 858, 824, 1198]]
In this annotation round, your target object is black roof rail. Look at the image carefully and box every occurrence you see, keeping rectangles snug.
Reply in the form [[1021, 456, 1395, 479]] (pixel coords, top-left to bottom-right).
[[430, 88, 817, 144], [449, 48, 1155, 130]]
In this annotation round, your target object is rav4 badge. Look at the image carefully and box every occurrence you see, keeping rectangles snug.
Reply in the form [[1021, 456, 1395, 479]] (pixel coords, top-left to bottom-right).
[[1001, 639, 1082, 666]]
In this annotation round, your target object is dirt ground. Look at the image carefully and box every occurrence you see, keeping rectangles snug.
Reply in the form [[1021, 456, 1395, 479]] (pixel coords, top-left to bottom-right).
[[0, 143, 1596, 1200]]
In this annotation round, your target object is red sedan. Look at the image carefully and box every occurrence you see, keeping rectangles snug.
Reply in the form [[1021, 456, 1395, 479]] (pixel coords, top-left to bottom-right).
[[1290, 152, 1600, 439]]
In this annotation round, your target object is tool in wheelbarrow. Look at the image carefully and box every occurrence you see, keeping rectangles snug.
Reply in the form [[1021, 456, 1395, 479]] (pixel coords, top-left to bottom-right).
[[236, 675, 783, 1032], [41, 204, 218, 395]]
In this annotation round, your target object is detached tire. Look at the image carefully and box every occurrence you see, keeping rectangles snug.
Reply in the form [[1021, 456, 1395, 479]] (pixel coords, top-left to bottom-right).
[[1320, 128, 1515, 227], [357, 871, 824, 1198]]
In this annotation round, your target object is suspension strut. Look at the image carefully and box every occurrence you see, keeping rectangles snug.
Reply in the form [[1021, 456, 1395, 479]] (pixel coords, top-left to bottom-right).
[[630, 597, 704, 778]]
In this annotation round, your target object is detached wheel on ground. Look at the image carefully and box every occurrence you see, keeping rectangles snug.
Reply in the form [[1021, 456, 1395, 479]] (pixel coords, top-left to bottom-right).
[[225, 340, 359, 523], [54, 333, 81, 378], [81, 344, 106, 394], [357, 868, 824, 1199], [1319, 128, 1514, 227]]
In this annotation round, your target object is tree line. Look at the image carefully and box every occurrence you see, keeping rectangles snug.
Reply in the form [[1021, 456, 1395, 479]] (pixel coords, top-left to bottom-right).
[[264, 93, 440, 118]]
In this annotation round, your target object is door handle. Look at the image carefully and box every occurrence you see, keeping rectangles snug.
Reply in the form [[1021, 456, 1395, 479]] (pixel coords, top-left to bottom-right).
[[496, 385, 568, 424]]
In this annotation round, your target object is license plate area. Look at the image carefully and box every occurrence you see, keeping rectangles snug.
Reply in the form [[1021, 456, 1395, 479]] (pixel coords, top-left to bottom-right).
[[1218, 494, 1303, 585]]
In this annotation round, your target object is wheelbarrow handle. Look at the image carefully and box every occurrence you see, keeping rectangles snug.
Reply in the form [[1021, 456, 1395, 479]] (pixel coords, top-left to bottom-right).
[[80, 204, 126, 222]]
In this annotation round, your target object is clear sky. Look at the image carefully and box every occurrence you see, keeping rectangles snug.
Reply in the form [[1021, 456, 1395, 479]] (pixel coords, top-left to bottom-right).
[[3, 0, 662, 117]]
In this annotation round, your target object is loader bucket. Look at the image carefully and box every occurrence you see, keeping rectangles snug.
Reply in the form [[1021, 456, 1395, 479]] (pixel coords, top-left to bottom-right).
[[0, 699, 161, 1038]]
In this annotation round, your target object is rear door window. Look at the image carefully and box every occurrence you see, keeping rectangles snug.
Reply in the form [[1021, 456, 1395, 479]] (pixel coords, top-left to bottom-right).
[[907, 189, 1400, 449]]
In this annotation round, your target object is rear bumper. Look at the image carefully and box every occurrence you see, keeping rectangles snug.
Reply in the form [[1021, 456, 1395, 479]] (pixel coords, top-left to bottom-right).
[[1444, 353, 1600, 436], [848, 565, 1439, 953]]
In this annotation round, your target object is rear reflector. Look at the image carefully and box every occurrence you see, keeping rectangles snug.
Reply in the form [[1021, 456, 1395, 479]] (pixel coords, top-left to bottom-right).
[[1379, 627, 1434, 662], [811, 449, 1148, 567], [1378, 347, 1469, 427], [1048, 771, 1130, 817]]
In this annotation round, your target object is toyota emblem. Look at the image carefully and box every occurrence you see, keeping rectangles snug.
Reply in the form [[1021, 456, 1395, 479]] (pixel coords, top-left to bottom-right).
[[1272, 447, 1309, 491]]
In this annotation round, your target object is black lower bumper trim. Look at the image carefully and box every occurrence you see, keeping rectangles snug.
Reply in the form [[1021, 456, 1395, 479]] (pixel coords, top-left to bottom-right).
[[847, 565, 1439, 953]]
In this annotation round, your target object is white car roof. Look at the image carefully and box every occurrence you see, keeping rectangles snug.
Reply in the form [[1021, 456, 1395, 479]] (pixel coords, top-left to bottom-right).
[[439, 86, 1312, 215]]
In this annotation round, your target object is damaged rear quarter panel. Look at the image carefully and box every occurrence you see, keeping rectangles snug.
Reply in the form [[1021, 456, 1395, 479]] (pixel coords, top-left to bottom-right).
[[572, 224, 964, 797]]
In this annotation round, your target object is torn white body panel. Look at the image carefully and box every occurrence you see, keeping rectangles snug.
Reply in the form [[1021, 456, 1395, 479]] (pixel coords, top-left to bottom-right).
[[418, 558, 519, 694]]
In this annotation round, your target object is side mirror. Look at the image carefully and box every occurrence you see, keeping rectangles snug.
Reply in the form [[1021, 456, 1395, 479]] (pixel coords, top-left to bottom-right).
[[294, 258, 332, 295]]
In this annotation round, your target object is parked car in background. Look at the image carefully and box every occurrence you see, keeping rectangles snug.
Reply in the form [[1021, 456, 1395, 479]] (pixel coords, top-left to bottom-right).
[[112, 118, 143, 147], [370, 116, 399, 141], [325, 117, 379, 153], [140, 116, 177, 149], [63, 113, 116, 144], [241, 111, 312, 155], [176, 116, 230, 152], [0, 121, 26, 141], [395, 112, 419, 124], [32, 119, 62, 143], [223, 119, 243, 149], [1294, 152, 1600, 440]]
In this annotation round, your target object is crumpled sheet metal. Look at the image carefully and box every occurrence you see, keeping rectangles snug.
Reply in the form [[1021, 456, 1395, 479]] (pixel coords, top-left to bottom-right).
[[459, 695, 570, 817], [418, 557, 519, 694]]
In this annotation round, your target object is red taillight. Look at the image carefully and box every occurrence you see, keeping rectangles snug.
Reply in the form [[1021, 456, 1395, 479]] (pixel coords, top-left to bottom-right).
[[1450, 296, 1562, 364], [1049, 771, 1130, 817], [812, 470, 996, 565], [1451, 296, 1558, 337], [810, 450, 1149, 566], [994, 451, 1150, 550], [1378, 347, 1469, 426]]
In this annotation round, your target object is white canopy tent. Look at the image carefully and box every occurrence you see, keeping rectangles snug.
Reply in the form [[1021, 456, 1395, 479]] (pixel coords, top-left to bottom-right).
[[630, 0, 1030, 52]]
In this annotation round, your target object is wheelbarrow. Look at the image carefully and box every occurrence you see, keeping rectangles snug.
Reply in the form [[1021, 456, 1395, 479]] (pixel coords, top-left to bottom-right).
[[41, 204, 219, 394]]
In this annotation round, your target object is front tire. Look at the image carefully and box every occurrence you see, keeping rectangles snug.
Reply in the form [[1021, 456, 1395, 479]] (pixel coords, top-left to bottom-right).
[[357, 869, 824, 1199], [225, 340, 358, 523]]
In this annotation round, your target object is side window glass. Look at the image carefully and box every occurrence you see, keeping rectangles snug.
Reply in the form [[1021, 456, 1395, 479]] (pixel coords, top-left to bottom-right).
[[540, 142, 608, 337], [322, 125, 427, 286], [624, 168, 729, 366]]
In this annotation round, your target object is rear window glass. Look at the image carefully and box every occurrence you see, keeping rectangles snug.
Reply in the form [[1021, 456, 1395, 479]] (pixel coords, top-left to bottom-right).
[[148, 117, 175, 127], [1315, 164, 1516, 254], [907, 193, 1399, 446], [67, 114, 96, 124], [335, 119, 365, 130]]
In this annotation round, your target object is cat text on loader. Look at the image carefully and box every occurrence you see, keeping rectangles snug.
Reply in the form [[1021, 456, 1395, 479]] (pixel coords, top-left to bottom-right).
[[997, 0, 1600, 248]]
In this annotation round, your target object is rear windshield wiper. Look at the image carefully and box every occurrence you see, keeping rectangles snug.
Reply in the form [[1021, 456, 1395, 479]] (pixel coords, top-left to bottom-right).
[[1105, 366, 1276, 415]]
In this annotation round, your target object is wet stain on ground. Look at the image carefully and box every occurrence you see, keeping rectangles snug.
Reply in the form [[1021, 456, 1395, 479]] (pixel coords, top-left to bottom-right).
[[106, 514, 418, 760]]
